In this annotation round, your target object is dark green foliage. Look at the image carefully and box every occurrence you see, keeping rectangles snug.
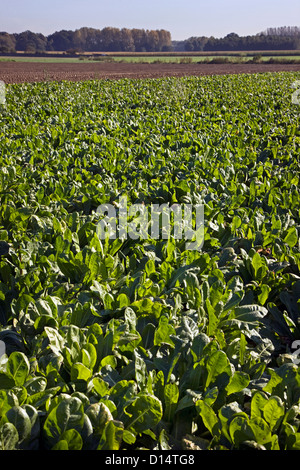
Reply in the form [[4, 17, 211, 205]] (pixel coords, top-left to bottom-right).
[[0, 73, 299, 450]]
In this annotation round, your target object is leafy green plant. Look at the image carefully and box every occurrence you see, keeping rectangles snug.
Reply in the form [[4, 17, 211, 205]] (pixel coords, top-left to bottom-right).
[[0, 72, 299, 450]]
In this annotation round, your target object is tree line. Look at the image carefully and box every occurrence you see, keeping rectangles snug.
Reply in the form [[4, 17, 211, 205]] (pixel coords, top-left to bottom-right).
[[0, 27, 172, 53], [0, 26, 300, 54], [183, 28, 300, 52]]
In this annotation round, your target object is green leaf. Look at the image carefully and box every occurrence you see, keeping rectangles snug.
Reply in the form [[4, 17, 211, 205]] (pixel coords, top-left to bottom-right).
[[85, 402, 113, 437], [196, 400, 219, 436], [0, 423, 19, 450], [117, 293, 130, 309], [154, 315, 176, 347], [97, 420, 124, 450], [206, 299, 219, 336], [251, 391, 269, 419], [225, 371, 250, 395], [145, 259, 156, 277], [4, 406, 32, 447], [158, 428, 172, 450], [6, 352, 30, 387], [218, 402, 245, 443], [287, 432, 300, 450], [263, 396, 285, 432], [134, 351, 147, 390], [223, 290, 244, 312], [232, 304, 268, 323], [283, 227, 298, 248], [229, 415, 255, 447], [51, 440, 69, 450], [205, 350, 231, 389], [258, 284, 271, 305], [249, 416, 272, 445], [125, 394, 163, 434], [52, 429, 83, 450], [92, 377, 109, 397], [251, 252, 263, 279], [203, 386, 218, 406], [163, 383, 179, 422], [0, 372, 15, 389], [43, 397, 85, 449], [70, 362, 92, 382]]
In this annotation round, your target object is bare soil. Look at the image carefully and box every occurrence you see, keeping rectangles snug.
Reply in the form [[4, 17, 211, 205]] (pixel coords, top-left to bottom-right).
[[1, 61, 300, 83]]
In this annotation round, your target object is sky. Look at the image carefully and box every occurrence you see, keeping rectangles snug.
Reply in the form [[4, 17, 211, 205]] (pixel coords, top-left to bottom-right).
[[1, 0, 300, 41]]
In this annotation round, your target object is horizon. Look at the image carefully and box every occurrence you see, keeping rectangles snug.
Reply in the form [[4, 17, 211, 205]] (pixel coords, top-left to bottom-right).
[[2, 0, 300, 41], [2, 24, 300, 42]]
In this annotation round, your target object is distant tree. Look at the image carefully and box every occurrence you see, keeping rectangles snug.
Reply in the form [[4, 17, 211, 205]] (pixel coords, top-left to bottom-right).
[[120, 28, 135, 52], [172, 40, 185, 52], [131, 28, 148, 52], [15, 30, 47, 52], [262, 26, 300, 37], [157, 29, 172, 51], [0, 26, 174, 53], [72, 28, 88, 51], [185, 36, 208, 51], [0, 32, 16, 53], [47, 30, 75, 51], [145, 30, 159, 51]]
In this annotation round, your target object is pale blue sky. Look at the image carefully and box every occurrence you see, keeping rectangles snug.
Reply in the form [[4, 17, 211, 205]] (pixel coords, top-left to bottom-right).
[[1, 0, 300, 40]]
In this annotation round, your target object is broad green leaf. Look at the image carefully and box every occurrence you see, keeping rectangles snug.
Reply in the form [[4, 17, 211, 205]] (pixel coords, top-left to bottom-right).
[[158, 428, 172, 450], [218, 402, 246, 443], [97, 420, 124, 450], [4, 406, 32, 447], [251, 252, 263, 279], [225, 371, 250, 395], [284, 227, 298, 248], [85, 402, 113, 437], [70, 362, 92, 382], [163, 383, 179, 422], [6, 352, 30, 387], [0, 372, 15, 389], [287, 433, 300, 450], [134, 351, 147, 390], [92, 377, 109, 397], [206, 299, 219, 336], [203, 386, 218, 406], [263, 396, 285, 432], [232, 304, 268, 323], [205, 350, 231, 389], [125, 394, 163, 434], [51, 440, 68, 450], [229, 415, 255, 447], [117, 293, 130, 309], [154, 315, 175, 347], [0, 423, 19, 450], [258, 284, 271, 305], [52, 429, 83, 450], [251, 391, 269, 419], [43, 397, 85, 449], [249, 416, 272, 445], [196, 400, 219, 436]]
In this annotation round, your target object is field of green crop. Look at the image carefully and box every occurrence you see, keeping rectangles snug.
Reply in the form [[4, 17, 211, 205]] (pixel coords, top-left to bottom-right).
[[1, 54, 300, 63], [0, 72, 299, 451]]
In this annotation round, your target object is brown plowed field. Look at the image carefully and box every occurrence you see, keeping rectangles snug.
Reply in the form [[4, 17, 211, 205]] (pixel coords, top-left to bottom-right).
[[1, 61, 300, 83]]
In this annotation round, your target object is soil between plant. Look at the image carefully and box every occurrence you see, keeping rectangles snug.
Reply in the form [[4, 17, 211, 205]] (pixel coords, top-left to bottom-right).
[[1, 61, 300, 83]]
